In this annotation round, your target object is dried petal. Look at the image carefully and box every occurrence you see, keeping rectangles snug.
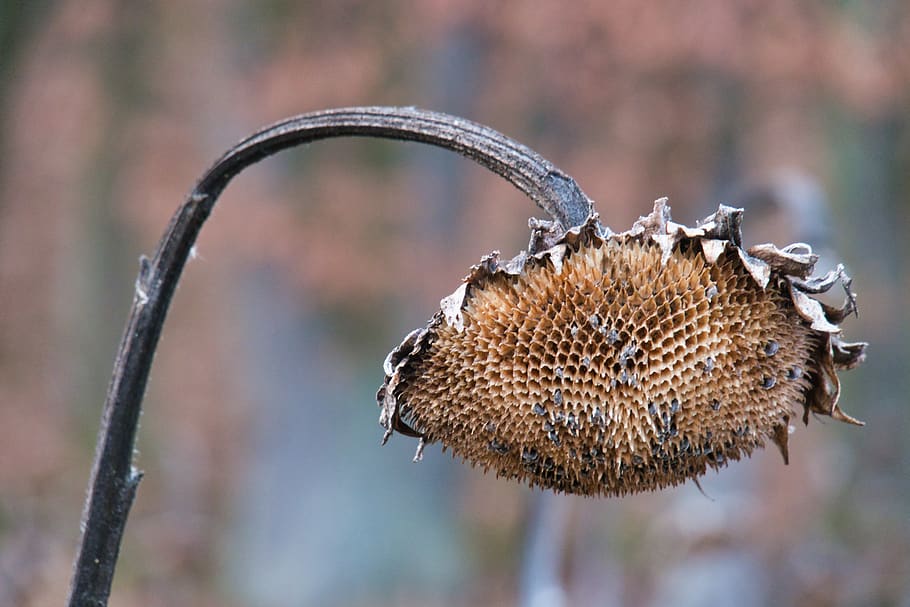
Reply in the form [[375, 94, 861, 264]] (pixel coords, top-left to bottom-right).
[[748, 242, 818, 277], [771, 416, 791, 465]]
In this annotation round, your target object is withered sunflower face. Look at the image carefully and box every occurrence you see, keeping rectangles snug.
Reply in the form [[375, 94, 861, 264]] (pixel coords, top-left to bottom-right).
[[378, 200, 865, 497]]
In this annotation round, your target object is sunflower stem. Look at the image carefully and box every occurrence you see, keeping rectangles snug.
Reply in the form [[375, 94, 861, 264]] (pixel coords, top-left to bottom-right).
[[67, 106, 591, 606]]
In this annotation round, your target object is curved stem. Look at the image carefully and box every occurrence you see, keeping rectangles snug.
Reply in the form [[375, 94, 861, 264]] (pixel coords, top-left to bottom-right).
[[67, 106, 592, 606], [196, 106, 592, 227]]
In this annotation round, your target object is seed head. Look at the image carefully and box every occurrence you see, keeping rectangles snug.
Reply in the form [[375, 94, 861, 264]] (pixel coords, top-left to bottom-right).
[[378, 200, 866, 496]]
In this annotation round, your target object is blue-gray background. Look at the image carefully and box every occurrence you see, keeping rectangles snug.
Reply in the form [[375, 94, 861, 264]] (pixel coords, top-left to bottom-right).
[[1, 2, 907, 605]]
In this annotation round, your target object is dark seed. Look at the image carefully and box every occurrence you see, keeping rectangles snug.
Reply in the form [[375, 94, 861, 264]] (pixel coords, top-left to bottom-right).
[[484, 422, 497, 433], [532, 403, 547, 416], [670, 398, 680, 413], [762, 376, 776, 389], [553, 389, 563, 406], [488, 439, 509, 454], [788, 366, 803, 380], [522, 447, 539, 463], [648, 402, 657, 416], [589, 314, 601, 329], [764, 341, 779, 357], [607, 329, 620, 344], [555, 366, 564, 379], [703, 357, 714, 374], [706, 285, 718, 300], [548, 430, 561, 446], [712, 399, 721, 411], [621, 344, 636, 365]]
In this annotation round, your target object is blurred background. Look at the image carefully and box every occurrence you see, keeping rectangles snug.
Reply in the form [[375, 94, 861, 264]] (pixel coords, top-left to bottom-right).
[[1, 2, 908, 606]]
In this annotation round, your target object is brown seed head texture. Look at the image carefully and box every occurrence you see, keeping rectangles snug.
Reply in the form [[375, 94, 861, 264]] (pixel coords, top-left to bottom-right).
[[378, 200, 866, 497]]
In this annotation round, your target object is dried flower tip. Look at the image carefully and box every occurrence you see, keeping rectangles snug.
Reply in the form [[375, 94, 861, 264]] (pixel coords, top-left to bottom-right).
[[378, 199, 866, 496]]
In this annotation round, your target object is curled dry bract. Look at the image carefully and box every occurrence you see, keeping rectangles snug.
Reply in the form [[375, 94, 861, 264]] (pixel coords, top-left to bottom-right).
[[378, 199, 866, 496]]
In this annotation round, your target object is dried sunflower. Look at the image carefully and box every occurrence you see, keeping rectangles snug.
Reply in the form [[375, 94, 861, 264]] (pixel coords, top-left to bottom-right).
[[378, 199, 865, 497]]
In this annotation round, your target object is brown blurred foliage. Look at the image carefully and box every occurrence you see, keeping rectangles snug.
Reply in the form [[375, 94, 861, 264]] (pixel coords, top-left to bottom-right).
[[1, 1, 908, 606]]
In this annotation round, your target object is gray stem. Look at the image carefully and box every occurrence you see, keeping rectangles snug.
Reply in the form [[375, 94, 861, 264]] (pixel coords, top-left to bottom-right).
[[67, 106, 591, 606]]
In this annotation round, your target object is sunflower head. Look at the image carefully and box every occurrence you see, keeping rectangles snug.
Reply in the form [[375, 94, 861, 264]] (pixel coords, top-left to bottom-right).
[[378, 200, 865, 497]]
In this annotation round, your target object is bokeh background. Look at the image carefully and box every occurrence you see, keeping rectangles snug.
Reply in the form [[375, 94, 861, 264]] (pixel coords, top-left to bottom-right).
[[1, 2, 908, 606]]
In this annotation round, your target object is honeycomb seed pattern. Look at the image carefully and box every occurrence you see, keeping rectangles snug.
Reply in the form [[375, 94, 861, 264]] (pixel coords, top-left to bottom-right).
[[392, 239, 816, 496], [379, 202, 866, 497]]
